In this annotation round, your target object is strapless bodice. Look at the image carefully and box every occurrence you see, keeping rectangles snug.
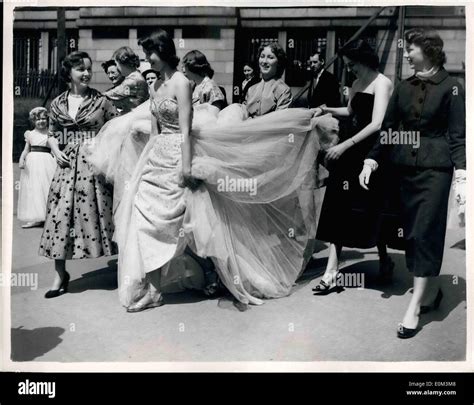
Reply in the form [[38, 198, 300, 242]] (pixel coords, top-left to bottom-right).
[[350, 92, 375, 131], [150, 96, 181, 134]]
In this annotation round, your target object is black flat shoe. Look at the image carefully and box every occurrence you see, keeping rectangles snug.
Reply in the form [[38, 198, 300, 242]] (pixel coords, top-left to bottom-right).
[[312, 276, 344, 296], [44, 289, 62, 299], [44, 272, 70, 299], [420, 289, 443, 314], [397, 323, 419, 339]]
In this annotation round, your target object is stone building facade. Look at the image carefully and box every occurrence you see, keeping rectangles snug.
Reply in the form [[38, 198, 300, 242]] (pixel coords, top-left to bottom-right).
[[13, 5, 466, 102]]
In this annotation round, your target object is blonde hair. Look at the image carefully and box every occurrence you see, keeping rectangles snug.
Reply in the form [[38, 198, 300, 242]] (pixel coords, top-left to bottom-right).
[[29, 107, 48, 123]]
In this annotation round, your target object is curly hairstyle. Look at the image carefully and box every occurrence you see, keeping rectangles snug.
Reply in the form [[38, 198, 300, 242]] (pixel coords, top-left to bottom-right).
[[404, 28, 446, 67], [257, 42, 287, 78], [182, 50, 214, 78], [339, 39, 380, 70], [101, 59, 117, 74], [29, 106, 48, 124], [138, 29, 179, 69], [60, 51, 92, 83], [112, 46, 140, 69]]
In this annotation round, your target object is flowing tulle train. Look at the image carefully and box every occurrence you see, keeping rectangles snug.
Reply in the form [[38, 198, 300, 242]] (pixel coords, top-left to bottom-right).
[[90, 103, 339, 305]]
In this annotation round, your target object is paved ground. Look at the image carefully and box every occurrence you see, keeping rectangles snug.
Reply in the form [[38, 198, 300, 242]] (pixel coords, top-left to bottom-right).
[[7, 164, 467, 363]]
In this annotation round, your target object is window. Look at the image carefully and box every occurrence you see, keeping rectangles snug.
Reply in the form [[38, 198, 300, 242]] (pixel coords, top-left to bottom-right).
[[285, 28, 327, 87], [14, 30, 40, 71], [137, 27, 174, 41], [182, 26, 221, 39], [92, 27, 129, 39], [48, 29, 79, 72]]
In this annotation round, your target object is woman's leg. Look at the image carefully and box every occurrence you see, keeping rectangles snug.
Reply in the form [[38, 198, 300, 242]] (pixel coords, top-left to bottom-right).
[[377, 242, 394, 282], [401, 276, 429, 329], [313, 243, 343, 294], [49, 259, 68, 290], [126, 269, 164, 312], [147, 269, 163, 302], [420, 276, 441, 306], [322, 243, 342, 283], [377, 242, 388, 262]]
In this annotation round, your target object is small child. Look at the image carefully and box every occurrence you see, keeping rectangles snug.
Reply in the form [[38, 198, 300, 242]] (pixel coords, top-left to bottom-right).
[[18, 107, 57, 228]]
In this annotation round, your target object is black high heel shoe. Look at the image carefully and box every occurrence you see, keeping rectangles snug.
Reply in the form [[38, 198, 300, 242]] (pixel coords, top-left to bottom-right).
[[420, 289, 443, 314], [44, 272, 70, 299], [397, 323, 419, 339], [312, 272, 344, 296]]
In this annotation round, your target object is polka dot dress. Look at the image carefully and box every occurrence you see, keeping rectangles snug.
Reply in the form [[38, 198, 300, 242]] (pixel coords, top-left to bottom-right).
[[39, 88, 119, 260]]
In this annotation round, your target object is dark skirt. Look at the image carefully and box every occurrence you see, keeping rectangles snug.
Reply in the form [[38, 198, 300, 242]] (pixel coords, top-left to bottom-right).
[[399, 166, 453, 277], [316, 135, 404, 249]]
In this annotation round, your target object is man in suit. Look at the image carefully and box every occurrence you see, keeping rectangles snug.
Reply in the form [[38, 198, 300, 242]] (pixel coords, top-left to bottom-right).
[[307, 52, 341, 108]]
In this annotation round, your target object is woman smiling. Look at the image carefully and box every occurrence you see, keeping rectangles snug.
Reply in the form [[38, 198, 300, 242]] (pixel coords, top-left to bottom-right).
[[244, 42, 292, 118]]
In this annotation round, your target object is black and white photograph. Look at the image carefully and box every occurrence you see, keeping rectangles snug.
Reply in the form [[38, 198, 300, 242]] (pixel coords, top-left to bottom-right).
[[1, 1, 470, 370]]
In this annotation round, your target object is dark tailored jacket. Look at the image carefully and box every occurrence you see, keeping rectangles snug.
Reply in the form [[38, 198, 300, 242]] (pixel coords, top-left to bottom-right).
[[368, 69, 465, 170], [308, 70, 341, 108], [241, 75, 260, 103]]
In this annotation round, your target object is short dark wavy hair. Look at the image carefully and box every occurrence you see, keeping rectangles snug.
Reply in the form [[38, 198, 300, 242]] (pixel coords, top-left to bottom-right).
[[243, 61, 258, 73], [101, 59, 117, 74], [339, 39, 380, 70], [405, 28, 446, 67], [138, 29, 179, 69], [182, 50, 214, 79], [60, 51, 92, 83], [112, 46, 140, 69], [257, 42, 287, 78]]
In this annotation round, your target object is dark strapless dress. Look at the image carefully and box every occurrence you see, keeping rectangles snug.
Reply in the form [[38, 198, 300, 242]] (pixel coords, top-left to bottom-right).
[[316, 92, 404, 249]]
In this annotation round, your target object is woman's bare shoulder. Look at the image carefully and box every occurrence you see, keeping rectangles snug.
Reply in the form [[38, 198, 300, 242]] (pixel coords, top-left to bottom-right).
[[172, 71, 191, 85], [375, 73, 393, 90]]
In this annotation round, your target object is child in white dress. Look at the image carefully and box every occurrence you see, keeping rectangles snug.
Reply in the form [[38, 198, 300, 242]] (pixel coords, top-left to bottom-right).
[[18, 107, 57, 228]]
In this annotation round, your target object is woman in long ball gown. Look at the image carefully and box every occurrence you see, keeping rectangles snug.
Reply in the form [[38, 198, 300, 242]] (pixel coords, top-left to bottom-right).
[[107, 33, 339, 311], [313, 40, 396, 295], [115, 29, 200, 312]]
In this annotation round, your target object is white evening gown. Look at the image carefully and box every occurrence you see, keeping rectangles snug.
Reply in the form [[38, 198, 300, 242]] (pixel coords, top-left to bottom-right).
[[88, 101, 339, 306], [18, 130, 57, 222]]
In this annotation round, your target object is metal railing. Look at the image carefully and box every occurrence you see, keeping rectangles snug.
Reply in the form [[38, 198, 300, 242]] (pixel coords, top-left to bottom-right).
[[14, 69, 59, 99]]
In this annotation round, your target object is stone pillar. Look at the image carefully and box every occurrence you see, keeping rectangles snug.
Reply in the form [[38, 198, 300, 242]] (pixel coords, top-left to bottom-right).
[[39, 31, 49, 71], [278, 30, 287, 81], [326, 30, 336, 74], [129, 28, 137, 49]]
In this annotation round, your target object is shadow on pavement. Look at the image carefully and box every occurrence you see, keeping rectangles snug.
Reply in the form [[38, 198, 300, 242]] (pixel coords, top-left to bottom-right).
[[297, 249, 369, 286], [162, 290, 210, 305], [299, 251, 466, 332], [11, 326, 65, 361], [450, 238, 465, 250], [68, 260, 118, 293], [418, 275, 467, 329]]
